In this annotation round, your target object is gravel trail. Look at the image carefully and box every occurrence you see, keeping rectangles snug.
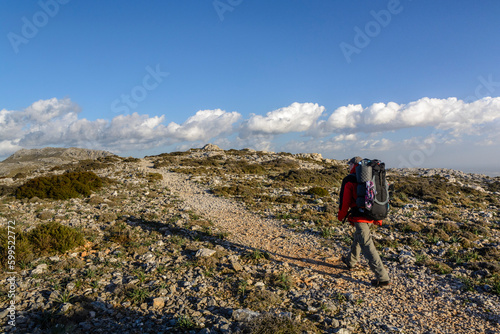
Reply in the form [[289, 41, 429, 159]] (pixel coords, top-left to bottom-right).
[[140, 159, 342, 275], [139, 159, 500, 334]]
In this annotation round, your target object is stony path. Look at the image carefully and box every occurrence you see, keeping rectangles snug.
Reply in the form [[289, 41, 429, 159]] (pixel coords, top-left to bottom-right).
[[139, 159, 500, 334], [139, 159, 344, 276]]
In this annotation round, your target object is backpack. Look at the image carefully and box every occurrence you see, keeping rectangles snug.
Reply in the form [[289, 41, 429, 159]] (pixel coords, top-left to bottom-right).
[[354, 159, 390, 220]]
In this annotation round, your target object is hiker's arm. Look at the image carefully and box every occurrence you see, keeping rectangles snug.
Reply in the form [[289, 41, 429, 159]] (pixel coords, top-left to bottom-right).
[[338, 182, 355, 221]]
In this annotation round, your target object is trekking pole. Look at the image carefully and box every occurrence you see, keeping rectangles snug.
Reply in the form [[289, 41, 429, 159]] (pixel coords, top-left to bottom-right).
[[342, 209, 351, 224]]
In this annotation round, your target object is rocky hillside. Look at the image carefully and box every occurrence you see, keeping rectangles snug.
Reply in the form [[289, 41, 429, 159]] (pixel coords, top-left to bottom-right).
[[0, 147, 116, 177], [0, 146, 499, 333]]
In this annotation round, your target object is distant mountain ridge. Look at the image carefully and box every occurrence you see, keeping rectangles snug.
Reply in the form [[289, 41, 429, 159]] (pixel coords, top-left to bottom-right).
[[2, 147, 115, 163], [0, 147, 117, 176]]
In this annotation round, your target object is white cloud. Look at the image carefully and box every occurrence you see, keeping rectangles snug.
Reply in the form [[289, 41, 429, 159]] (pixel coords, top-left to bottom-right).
[[333, 134, 357, 142], [0, 98, 242, 158], [241, 102, 325, 137], [281, 139, 344, 154], [0, 140, 22, 157], [0, 109, 23, 141], [324, 104, 363, 131], [2, 96, 500, 170], [320, 97, 500, 135], [22, 97, 80, 123], [358, 138, 393, 151], [166, 109, 241, 141]]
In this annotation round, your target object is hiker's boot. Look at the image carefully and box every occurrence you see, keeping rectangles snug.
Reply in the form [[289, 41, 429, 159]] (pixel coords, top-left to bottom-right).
[[341, 256, 354, 270], [371, 279, 390, 288]]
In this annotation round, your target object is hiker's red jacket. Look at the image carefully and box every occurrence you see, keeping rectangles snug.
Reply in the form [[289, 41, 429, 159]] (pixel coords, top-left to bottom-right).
[[337, 165, 382, 226]]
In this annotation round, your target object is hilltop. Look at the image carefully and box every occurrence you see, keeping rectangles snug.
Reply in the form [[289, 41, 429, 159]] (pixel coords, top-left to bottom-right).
[[0, 146, 499, 333], [0, 147, 116, 177]]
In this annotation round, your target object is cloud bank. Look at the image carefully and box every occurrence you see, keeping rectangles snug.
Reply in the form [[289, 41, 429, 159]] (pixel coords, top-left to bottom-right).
[[0, 98, 241, 157], [240, 102, 325, 137], [1, 97, 500, 164], [317, 97, 500, 135]]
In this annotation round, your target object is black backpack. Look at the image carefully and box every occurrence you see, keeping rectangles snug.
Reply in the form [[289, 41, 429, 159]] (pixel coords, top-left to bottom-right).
[[353, 159, 389, 220]]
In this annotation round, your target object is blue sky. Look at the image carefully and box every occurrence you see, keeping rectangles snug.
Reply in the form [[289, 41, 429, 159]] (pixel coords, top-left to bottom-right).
[[1, 0, 500, 175]]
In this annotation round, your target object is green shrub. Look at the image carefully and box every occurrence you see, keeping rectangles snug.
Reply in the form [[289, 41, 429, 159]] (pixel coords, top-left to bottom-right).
[[430, 261, 452, 275], [399, 222, 423, 233], [126, 286, 150, 305], [16, 171, 103, 200], [0, 228, 33, 267], [146, 172, 163, 182], [321, 227, 335, 238], [243, 249, 270, 263], [238, 313, 318, 334], [223, 160, 266, 175], [307, 187, 329, 197], [123, 157, 141, 163], [51, 159, 112, 172], [212, 184, 258, 200], [392, 175, 494, 207], [105, 223, 134, 245], [29, 222, 85, 255], [72, 159, 110, 172], [273, 272, 295, 291], [13, 172, 27, 180], [0, 222, 86, 270], [176, 315, 195, 330], [487, 180, 500, 192], [261, 158, 300, 171], [244, 290, 281, 311], [240, 163, 266, 174], [492, 275, 500, 295], [274, 166, 344, 187], [0, 185, 15, 197]]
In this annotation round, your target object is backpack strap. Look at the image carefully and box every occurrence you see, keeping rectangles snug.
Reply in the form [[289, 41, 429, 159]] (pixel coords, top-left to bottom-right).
[[339, 173, 357, 212]]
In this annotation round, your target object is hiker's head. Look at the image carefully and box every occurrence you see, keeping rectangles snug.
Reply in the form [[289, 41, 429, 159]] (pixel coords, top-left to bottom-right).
[[348, 156, 362, 169]]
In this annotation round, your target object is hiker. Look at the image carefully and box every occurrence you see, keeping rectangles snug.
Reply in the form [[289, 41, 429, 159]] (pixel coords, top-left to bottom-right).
[[338, 156, 390, 287]]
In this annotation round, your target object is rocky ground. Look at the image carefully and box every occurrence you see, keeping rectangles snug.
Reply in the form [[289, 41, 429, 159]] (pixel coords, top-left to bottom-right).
[[0, 146, 499, 333]]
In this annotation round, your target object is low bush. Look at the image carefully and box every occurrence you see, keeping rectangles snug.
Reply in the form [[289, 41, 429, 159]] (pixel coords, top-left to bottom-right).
[[125, 286, 150, 305], [0, 185, 15, 197], [16, 171, 103, 200], [105, 222, 135, 245], [222, 160, 266, 175], [261, 158, 300, 171], [307, 187, 329, 197], [123, 157, 141, 163], [274, 166, 344, 187], [29, 221, 85, 255], [392, 175, 495, 207], [244, 290, 281, 312], [0, 222, 86, 269], [273, 272, 295, 291], [146, 172, 163, 182], [487, 180, 500, 192], [238, 313, 318, 334], [212, 184, 258, 200]]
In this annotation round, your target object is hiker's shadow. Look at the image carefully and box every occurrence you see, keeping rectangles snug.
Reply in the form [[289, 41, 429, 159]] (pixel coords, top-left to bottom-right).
[[272, 252, 369, 284], [119, 216, 370, 286]]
